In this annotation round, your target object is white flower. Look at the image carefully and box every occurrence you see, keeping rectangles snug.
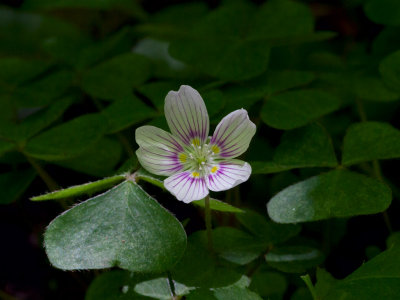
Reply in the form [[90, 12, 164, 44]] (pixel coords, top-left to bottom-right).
[[135, 85, 256, 203]]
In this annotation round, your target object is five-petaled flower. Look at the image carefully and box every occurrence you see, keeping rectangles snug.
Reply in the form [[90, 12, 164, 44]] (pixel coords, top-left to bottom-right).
[[135, 85, 256, 203]]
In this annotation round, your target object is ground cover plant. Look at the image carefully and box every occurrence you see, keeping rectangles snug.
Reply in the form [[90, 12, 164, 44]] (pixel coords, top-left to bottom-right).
[[1, 0, 400, 299]]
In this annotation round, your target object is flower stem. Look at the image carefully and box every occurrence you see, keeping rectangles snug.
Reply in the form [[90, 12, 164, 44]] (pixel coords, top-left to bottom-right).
[[355, 98, 393, 233], [300, 274, 318, 300], [167, 271, 177, 300], [204, 195, 214, 252], [116, 132, 134, 157], [25, 155, 58, 191]]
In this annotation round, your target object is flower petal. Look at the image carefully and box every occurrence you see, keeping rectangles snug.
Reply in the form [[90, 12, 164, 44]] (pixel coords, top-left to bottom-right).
[[165, 85, 209, 146], [206, 160, 251, 192], [135, 125, 185, 176], [209, 109, 256, 158], [164, 171, 209, 203]]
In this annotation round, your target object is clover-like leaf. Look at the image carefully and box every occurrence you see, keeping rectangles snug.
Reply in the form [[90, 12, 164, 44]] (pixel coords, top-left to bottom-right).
[[364, 0, 400, 26], [316, 242, 400, 299], [261, 90, 341, 130], [252, 123, 337, 174], [24, 114, 106, 161], [267, 170, 392, 223], [81, 53, 151, 101], [45, 181, 187, 272], [342, 122, 400, 166], [265, 246, 324, 273], [380, 50, 400, 92]]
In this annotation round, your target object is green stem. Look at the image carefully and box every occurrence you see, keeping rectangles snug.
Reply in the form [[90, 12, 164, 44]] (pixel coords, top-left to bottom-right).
[[204, 195, 214, 252], [356, 98, 393, 233], [167, 272, 177, 300], [25, 155, 59, 191], [116, 132, 134, 157], [355, 98, 367, 122], [300, 274, 318, 300]]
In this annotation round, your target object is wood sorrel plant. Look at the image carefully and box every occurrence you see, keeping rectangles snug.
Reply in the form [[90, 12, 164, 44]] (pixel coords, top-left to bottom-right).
[[3, 0, 398, 299]]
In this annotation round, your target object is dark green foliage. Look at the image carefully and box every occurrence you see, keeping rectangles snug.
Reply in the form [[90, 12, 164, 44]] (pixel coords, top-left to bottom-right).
[[261, 90, 342, 130], [316, 242, 400, 299], [342, 122, 400, 165], [2, 0, 400, 299]]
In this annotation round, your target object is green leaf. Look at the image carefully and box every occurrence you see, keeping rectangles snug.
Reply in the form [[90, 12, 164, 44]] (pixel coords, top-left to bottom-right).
[[134, 277, 193, 299], [0, 57, 51, 86], [248, 0, 314, 39], [352, 76, 399, 102], [24, 114, 106, 161], [172, 231, 241, 288], [85, 270, 152, 300], [342, 122, 400, 166], [170, 34, 271, 81], [250, 161, 294, 175], [75, 28, 135, 70], [314, 268, 338, 299], [0, 97, 74, 142], [13, 70, 74, 107], [0, 169, 36, 205], [267, 169, 392, 223], [54, 137, 123, 177], [169, 0, 317, 81], [364, 0, 400, 26], [187, 276, 262, 300], [263, 70, 316, 96], [252, 123, 338, 174], [31, 175, 125, 201], [186, 276, 262, 300], [316, 243, 400, 299], [236, 210, 301, 245], [101, 95, 157, 133], [386, 232, 400, 248], [0, 140, 15, 157], [265, 246, 324, 273], [372, 27, 400, 58], [81, 53, 151, 101], [212, 286, 262, 300], [168, 3, 260, 80], [212, 227, 266, 265], [320, 72, 400, 102], [261, 90, 341, 130], [22, 0, 147, 19], [220, 70, 315, 114], [138, 81, 179, 111], [249, 270, 288, 298], [45, 181, 187, 272], [291, 287, 313, 300], [379, 50, 400, 92], [0, 7, 88, 56], [274, 124, 337, 166], [192, 198, 244, 213]]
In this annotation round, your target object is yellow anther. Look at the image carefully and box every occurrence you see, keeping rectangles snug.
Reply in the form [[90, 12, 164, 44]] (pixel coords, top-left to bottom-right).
[[191, 138, 201, 146], [192, 172, 200, 177], [211, 145, 220, 154], [179, 153, 187, 163], [211, 166, 218, 173]]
